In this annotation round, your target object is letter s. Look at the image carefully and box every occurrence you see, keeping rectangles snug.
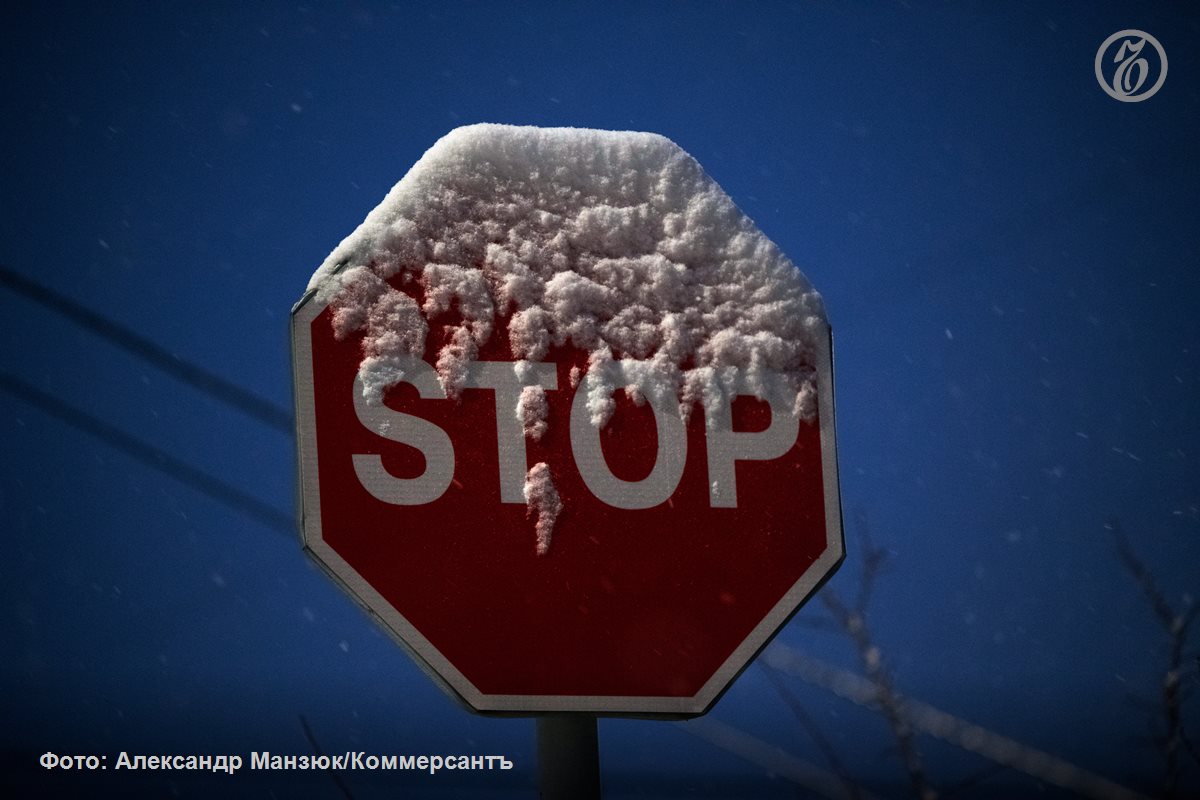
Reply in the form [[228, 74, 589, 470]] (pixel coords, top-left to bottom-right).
[[352, 356, 454, 505]]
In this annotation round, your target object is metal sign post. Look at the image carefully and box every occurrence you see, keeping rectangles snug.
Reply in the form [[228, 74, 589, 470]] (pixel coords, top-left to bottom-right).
[[537, 715, 600, 800]]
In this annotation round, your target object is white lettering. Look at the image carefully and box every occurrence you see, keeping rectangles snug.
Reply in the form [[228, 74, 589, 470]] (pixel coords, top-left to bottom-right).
[[570, 361, 686, 509], [705, 376, 800, 508], [353, 358, 455, 505], [463, 362, 557, 503], [352, 359, 803, 509]]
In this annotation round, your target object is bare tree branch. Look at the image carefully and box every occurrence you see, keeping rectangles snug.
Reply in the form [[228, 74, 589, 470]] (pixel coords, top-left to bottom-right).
[[1110, 519, 1198, 799], [760, 662, 864, 800], [793, 615, 844, 633], [852, 510, 886, 616], [1112, 520, 1180, 633], [939, 763, 1008, 799], [678, 717, 882, 800], [795, 510, 936, 799], [1181, 726, 1200, 769], [822, 587, 936, 800], [299, 714, 355, 800], [766, 644, 1154, 800]]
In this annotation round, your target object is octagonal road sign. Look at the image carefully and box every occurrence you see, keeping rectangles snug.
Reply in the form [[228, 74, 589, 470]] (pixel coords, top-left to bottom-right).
[[291, 124, 844, 716]]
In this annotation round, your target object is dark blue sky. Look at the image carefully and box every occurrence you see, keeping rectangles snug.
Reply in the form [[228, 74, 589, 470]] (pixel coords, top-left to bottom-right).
[[2, 2, 1198, 797]]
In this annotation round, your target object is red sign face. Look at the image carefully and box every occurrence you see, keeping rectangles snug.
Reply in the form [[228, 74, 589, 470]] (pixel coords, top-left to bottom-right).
[[293, 283, 843, 716]]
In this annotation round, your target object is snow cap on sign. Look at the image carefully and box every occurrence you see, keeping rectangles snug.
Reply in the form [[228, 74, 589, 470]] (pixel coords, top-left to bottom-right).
[[309, 124, 826, 552], [310, 123, 825, 421]]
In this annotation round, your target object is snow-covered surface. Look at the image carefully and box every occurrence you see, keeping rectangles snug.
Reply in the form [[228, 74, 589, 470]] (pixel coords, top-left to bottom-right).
[[522, 462, 561, 556], [310, 123, 826, 552], [517, 384, 549, 441]]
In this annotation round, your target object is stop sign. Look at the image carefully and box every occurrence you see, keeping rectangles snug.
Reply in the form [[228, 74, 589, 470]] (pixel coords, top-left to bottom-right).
[[292, 125, 843, 716]]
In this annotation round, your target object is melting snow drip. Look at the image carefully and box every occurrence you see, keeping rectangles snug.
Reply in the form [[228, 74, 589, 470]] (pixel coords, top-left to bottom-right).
[[310, 124, 826, 554], [517, 385, 549, 441], [523, 463, 561, 556]]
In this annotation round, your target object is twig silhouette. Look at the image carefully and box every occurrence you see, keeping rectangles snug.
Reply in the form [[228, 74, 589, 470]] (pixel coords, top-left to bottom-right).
[[1110, 520, 1200, 799], [1182, 726, 1199, 769], [819, 512, 937, 800], [678, 717, 882, 800], [939, 763, 1007, 799], [299, 714, 355, 800], [760, 662, 863, 800], [766, 645, 1152, 800]]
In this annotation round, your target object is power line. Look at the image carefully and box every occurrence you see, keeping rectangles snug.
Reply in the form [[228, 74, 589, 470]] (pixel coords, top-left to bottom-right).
[[0, 371, 294, 536], [0, 264, 293, 433]]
